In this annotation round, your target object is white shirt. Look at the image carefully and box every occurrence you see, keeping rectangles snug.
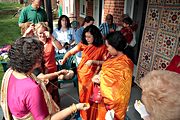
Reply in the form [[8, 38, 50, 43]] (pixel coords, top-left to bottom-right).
[[52, 28, 75, 53]]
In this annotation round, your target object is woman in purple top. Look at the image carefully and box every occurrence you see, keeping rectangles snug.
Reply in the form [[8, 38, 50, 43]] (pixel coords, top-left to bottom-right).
[[0, 37, 89, 120]]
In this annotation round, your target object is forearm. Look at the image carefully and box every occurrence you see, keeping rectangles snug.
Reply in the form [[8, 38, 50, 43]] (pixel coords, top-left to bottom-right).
[[50, 104, 77, 120], [92, 60, 104, 65], [19, 23, 24, 28], [52, 38, 63, 50], [37, 72, 59, 81], [63, 51, 72, 62]]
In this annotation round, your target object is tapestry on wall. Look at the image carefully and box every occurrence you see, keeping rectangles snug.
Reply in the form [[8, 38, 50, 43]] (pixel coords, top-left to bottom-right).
[[135, 0, 180, 86]]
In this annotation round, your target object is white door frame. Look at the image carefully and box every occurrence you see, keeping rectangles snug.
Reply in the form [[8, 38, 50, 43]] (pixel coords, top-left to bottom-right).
[[93, 0, 100, 26], [124, 0, 135, 18]]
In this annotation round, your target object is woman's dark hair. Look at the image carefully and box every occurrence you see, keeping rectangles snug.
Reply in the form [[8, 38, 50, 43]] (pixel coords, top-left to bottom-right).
[[81, 25, 104, 47], [8, 37, 44, 73], [106, 31, 127, 52], [123, 16, 133, 25], [81, 16, 94, 26], [58, 15, 71, 30]]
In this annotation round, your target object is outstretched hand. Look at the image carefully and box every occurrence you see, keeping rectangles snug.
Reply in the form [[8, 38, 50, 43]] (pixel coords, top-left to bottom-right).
[[76, 103, 90, 110]]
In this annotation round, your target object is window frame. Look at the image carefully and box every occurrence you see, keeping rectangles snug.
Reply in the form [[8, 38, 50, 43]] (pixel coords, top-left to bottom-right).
[[79, 0, 86, 18]]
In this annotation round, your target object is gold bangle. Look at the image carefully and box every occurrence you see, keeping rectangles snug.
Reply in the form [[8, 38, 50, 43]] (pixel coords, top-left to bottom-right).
[[98, 61, 100, 65], [71, 103, 77, 113]]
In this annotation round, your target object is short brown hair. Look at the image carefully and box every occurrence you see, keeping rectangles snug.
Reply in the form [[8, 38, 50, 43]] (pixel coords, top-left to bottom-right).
[[140, 70, 180, 120]]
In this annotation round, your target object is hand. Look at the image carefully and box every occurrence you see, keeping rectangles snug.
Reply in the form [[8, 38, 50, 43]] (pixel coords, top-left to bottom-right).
[[24, 24, 35, 35], [60, 59, 66, 65], [92, 74, 100, 84], [134, 100, 149, 118], [85, 60, 93, 66], [60, 69, 69, 74], [76, 103, 90, 110], [44, 31, 50, 38], [43, 79, 49, 84]]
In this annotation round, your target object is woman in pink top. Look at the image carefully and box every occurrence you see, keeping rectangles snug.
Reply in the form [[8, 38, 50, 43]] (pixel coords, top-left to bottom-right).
[[0, 37, 89, 120]]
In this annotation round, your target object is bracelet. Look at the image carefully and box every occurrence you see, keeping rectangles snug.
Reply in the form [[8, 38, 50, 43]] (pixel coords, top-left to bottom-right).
[[70, 103, 77, 113], [97, 60, 100, 65]]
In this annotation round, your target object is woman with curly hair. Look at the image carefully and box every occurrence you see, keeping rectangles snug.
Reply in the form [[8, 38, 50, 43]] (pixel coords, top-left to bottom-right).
[[0, 37, 89, 120], [21, 22, 74, 106], [134, 70, 180, 120], [61, 25, 108, 119]]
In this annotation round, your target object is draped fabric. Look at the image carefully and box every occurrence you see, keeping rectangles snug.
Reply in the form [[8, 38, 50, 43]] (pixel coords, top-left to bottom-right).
[[76, 42, 107, 120], [0, 68, 59, 120], [166, 55, 180, 74], [120, 27, 133, 44], [43, 38, 60, 106], [43, 38, 57, 74], [136, 0, 180, 85], [96, 55, 134, 120]]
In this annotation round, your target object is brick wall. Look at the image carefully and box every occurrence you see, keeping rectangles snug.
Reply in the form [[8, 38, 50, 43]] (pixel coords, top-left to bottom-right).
[[103, 0, 124, 25], [76, 0, 124, 26]]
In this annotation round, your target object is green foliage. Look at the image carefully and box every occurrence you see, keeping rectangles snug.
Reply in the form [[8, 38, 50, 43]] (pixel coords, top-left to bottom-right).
[[0, 2, 23, 87], [0, 14, 21, 46], [0, 2, 22, 10]]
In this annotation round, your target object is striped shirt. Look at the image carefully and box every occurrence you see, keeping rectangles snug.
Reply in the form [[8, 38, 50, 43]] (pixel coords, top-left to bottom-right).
[[99, 23, 117, 37]]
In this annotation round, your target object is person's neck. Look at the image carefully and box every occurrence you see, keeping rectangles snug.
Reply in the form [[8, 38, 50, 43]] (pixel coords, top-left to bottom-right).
[[31, 4, 37, 10], [108, 23, 113, 27], [112, 51, 124, 58], [13, 71, 32, 79], [61, 27, 67, 31]]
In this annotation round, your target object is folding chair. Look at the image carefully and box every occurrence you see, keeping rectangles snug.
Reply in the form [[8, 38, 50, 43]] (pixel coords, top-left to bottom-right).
[[55, 54, 78, 91]]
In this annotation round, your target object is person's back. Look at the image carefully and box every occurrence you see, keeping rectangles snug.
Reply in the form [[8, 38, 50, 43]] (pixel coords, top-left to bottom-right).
[[8, 73, 49, 119]]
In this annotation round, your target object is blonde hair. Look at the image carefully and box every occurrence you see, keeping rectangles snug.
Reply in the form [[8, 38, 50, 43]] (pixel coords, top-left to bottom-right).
[[140, 70, 180, 120], [34, 22, 50, 35]]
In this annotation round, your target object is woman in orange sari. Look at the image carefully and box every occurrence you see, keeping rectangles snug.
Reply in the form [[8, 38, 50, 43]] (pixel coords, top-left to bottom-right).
[[91, 31, 134, 120], [61, 25, 108, 120]]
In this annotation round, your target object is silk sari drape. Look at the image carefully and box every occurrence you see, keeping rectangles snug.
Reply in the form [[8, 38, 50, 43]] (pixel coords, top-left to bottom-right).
[[76, 43, 107, 120], [90, 55, 133, 120]]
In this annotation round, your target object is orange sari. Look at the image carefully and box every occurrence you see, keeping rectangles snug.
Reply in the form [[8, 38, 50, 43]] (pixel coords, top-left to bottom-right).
[[93, 54, 133, 120], [76, 42, 107, 120]]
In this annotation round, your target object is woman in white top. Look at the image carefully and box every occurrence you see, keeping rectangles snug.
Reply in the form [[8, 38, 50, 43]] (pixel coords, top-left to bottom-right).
[[53, 15, 75, 53]]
